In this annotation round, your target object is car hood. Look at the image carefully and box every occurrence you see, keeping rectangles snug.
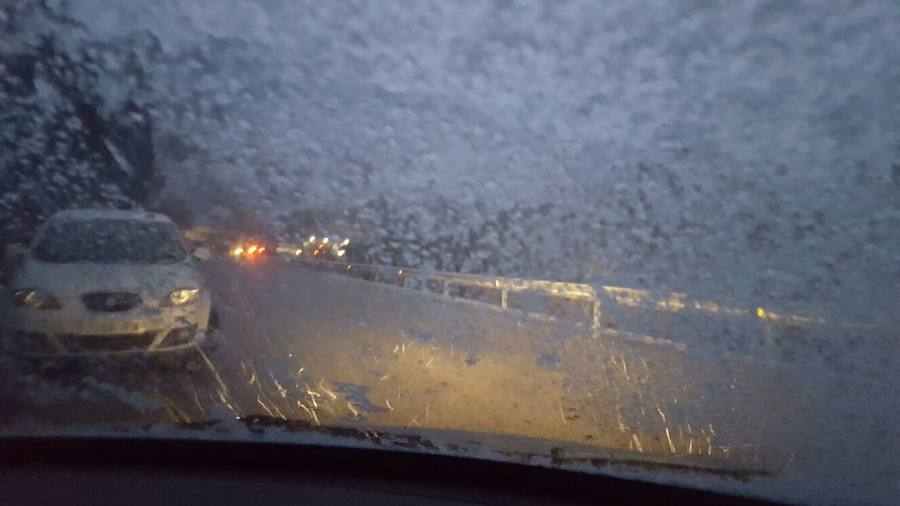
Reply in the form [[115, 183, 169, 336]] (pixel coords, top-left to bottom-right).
[[11, 258, 205, 299]]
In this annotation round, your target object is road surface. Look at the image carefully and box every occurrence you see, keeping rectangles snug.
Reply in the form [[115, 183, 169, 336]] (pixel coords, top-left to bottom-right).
[[0, 258, 823, 474]]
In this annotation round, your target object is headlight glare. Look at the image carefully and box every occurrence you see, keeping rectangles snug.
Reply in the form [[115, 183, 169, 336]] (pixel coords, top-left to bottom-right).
[[162, 288, 201, 307], [13, 289, 62, 310]]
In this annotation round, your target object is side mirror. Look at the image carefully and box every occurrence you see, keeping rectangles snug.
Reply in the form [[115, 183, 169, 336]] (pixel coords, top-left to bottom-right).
[[5, 243, 27, 269], [192, 247, 211, 262]]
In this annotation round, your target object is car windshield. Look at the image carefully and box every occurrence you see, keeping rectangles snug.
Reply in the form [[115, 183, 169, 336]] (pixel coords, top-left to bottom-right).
[[34, 219, 187, 264], [1, 2, 899, 505]]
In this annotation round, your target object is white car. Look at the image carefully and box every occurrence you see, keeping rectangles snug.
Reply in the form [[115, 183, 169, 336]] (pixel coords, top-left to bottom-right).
[[2, 209, 211, 356]]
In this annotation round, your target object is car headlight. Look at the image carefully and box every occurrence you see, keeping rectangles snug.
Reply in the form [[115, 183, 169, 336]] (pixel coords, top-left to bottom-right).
[[13, 289, 62, 310], [161, 288, 201, 307]]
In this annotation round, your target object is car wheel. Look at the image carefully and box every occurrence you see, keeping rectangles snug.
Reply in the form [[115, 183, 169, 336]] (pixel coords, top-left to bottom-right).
[[208, 307, 220, 330], [155, 347, 202, 372], [10, 355, 42, 374], [33, 357, 84, 379]]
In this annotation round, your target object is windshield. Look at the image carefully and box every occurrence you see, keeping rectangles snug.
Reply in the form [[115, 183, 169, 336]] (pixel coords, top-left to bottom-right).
[[34, 219, 187, 264], [1, 2, 898, 505]]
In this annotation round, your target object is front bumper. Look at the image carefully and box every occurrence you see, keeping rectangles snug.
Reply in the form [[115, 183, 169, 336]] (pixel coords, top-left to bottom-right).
[[1, 298, 210, 357]]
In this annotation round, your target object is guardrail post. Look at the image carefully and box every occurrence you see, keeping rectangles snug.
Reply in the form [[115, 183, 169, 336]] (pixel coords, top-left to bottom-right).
[[443, 281, 449, 296], [501, 289, 508, 309], [592, 299, 601, 339]]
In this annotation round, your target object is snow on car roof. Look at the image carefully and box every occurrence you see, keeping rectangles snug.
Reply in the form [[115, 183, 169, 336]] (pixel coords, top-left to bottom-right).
[[46, 209, 175, 223]]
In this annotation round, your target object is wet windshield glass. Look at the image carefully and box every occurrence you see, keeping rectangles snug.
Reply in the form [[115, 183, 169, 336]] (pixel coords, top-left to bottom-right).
[[1, 2, 898, 505], [34, 220, 186, 264]]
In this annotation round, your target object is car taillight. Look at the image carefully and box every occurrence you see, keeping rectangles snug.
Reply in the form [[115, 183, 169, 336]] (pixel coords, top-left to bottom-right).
[[230, 243, 266, 260]]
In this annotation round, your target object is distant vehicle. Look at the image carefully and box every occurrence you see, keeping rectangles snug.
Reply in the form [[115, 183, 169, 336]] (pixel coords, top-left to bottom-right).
[[274, 235, 350, 262], [304, 235, 350, 261], [228, 237, 274, 262], [1, 209, 211, 356], [181, 226, 275, 262], [182, 225, 238, 255]]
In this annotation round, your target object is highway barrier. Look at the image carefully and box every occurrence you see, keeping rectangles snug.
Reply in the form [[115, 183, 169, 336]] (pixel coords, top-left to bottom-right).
[[286, 257, 605, 337], [279, 256, 886, 353]]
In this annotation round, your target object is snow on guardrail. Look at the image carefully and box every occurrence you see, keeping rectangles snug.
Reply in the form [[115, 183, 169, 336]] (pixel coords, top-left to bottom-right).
[[277, 257, 880, 346], [283, 257, 604, 335]]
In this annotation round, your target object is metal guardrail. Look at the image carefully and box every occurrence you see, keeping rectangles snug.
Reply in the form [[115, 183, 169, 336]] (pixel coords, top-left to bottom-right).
[[598, 285, 883, 332], [280, 257, 881, 342], [284, 257, 605, 337]]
